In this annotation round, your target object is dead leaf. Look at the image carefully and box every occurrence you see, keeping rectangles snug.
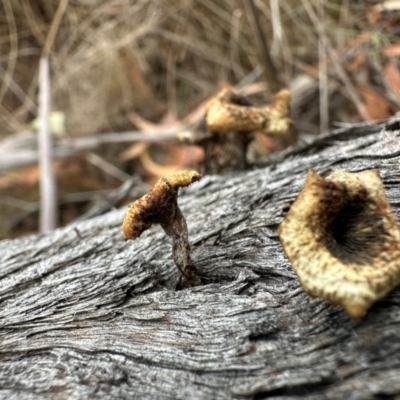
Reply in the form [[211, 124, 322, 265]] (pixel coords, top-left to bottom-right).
[[138, 143, 203, 179], [382, 44, 400, 57], [120, 142, 149, 162], [122, 107, 207, 166], [122, 112, 184, 162], [253, 133, 279, 155], [348, 34, 370, 48], [139, 146, 187, 179], [128, 112, 181, 132], [0, 166, 40, 191], [368, 1, 400, 27], [345, 54, 365, 72], [384, 62, 400, 98], [355, 86, 397, 120], [345, 54, 366, 73]]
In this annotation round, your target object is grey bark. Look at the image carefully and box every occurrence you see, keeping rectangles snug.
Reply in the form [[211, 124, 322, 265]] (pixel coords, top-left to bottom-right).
[[2, 116, 400, 399]]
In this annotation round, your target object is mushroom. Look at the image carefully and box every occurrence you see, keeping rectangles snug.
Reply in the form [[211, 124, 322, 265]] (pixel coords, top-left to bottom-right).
[[278, 169, 400, 319], [123, 170, 202, 288], [205, 87, 292, 136], [196, 87, 292, 173]]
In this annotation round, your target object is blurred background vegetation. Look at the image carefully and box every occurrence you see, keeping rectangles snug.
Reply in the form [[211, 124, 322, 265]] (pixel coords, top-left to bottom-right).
[[1, 0, 400, 238]]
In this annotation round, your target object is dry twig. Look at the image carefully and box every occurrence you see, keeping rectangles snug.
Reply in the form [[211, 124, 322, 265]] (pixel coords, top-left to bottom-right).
[[38, 56, 58, 232], [302, 0, 370, 121], [243, 0, 282, 92]]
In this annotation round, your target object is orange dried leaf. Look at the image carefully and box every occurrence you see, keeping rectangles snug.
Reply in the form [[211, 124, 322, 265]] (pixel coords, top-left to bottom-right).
[[367, 5, 381, 25], [254, 133, 279, 155], [120, 142, 149, 162], [0, 166, 40, 191], [139, 144, 204, 179], [368, 1, 400, 27], [355, 86, 396, 120], [382, 43, 400, 57], [128, 112, 184, 132], [384, 62, 400, 98], [348, 34, 370, 47], [139, 146, 187, 178], [345, 54, 365, 73]]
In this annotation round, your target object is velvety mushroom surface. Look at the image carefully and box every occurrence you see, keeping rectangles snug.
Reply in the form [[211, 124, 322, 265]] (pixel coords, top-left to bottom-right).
[[278, 169, 400, 319]]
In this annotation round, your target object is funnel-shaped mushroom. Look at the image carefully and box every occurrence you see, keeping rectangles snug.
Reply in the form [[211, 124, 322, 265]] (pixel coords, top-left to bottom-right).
[[205, 88, 291, 136], [278, 169, 400, 319], [199, 87, 292, 173]]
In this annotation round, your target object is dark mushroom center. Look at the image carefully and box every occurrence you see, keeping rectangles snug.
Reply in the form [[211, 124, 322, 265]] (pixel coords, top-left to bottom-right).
[[325, 195, 388, 265]]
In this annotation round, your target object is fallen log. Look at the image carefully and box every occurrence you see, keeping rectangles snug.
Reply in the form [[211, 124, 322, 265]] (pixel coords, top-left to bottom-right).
[[1, 116, 400, 399]]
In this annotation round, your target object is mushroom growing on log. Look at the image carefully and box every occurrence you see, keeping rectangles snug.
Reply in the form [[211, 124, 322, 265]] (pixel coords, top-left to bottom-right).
[[278, 169, 400, 319], [184, 87, 292, 174], [205, 87, 292, 135], [1, 116, 400, 398], [123, 170, 202, 288]]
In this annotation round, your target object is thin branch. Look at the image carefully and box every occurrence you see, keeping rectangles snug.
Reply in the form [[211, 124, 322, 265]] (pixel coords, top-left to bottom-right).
[[0, 195, 37, 212], [38, 56, 58, 232], [236, 66, 264, 89], [85, 152, 132, 182], [0, 64, 38, 115], [0, 0, 18, 104], [0, 129, 187, 173], [317, 2, 329, 133], [74, 177, 147, 222], [42, 0, 69, 56], [243, 0, 282, 92], [269, 0, 282, 60], [3, 189, 114, 231], [302, 0, 369, 121], [36, 0, 69, 233]]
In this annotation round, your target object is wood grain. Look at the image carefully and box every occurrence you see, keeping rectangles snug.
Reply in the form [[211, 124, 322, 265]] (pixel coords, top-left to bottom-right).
[[1, 117, 400, 399]]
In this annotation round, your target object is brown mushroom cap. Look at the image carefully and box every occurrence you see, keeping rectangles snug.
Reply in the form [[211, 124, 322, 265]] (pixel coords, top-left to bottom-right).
[[122, 170, 201, 240], [204, 87, 291, 135]]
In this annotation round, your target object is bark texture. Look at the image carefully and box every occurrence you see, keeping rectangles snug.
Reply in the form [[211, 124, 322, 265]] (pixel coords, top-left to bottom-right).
[[2, 117, 400, 399]]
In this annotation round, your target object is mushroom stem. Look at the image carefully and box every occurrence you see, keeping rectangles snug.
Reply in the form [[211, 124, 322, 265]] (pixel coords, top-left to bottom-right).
[[162, 205, 200, 288]]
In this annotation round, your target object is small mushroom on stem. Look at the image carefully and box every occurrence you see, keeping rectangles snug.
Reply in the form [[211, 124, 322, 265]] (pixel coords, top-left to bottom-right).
[[205, 87, 292, 136], [195, 87, 292, 173], [278, 169, 400, 320], [123, 170, 202, 288]]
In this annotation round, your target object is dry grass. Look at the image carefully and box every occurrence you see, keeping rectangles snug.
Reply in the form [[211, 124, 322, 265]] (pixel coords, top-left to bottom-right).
[[1, 0, 392, 139]]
